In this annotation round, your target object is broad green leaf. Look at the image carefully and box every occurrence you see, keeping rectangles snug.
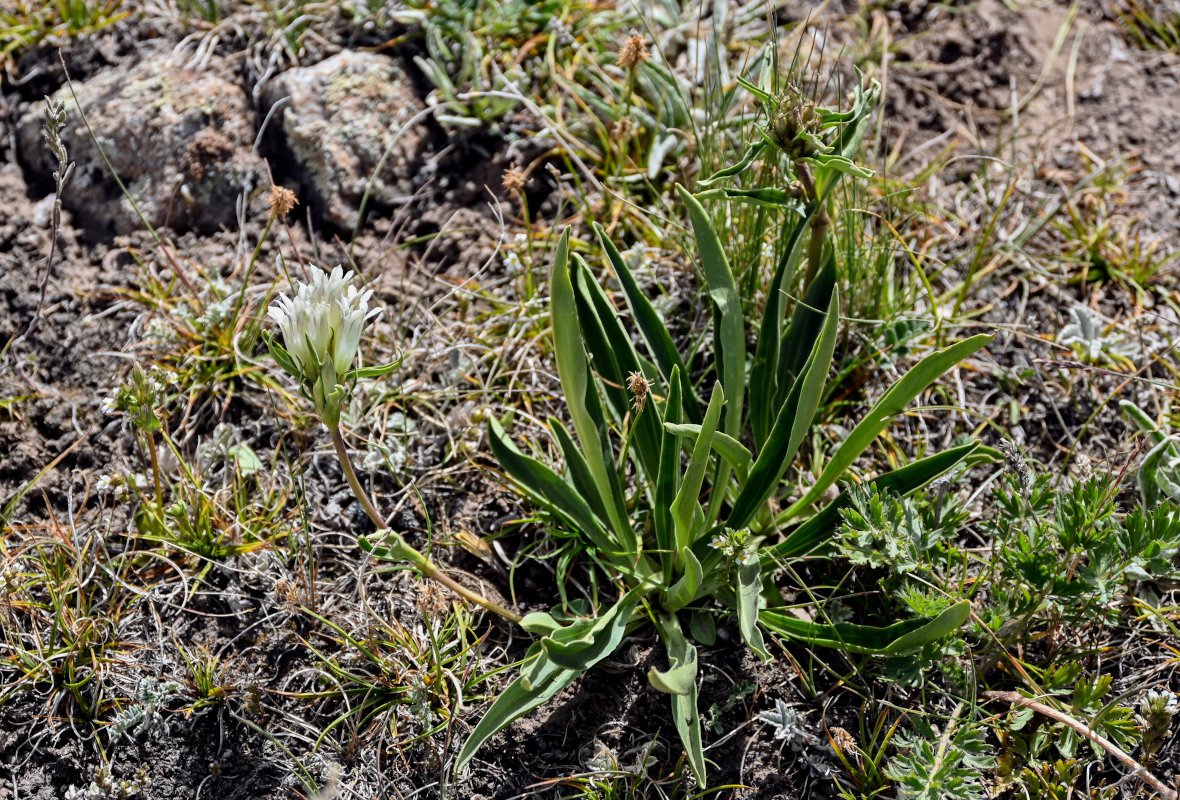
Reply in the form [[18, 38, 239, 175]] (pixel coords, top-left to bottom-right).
[[759, 600, 970, 655], [662, 548, 703, 613], [764, 441, 981, 562], [678, 185, 744, 440], [456, 590, 641, 772], [665, 423, 752, 483], [486, 417, 616, 559], [698, 141, 766, 187], [737, 560, 772, 662], [729, 286, 840, 529], [690, 610, 716, 646], [781, 333, 994, 521], [648, 641, 697, 695], [653, 614, 706, 784], [520, 612, 562, 635], [672, 383, 725, 555], [594, 223, 702, 422], [550, 229, 633, 552]]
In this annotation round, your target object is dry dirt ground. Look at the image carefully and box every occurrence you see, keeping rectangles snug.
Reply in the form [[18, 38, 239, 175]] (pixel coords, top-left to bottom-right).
[[2, 1, 1180, 798]]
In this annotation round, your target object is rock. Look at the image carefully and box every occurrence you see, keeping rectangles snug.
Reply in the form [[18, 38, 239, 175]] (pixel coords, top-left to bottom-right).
[[16, 50, 263, 236], [261, 51, 428, 230]]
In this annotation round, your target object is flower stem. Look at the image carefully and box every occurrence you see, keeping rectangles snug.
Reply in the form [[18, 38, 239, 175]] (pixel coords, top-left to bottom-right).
[[329, 424, 522, 624]]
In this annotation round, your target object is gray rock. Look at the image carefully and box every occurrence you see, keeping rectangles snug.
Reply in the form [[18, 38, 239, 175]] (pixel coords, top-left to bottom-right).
[[16, 51, 263, 235], [261, 51, 427, 230]]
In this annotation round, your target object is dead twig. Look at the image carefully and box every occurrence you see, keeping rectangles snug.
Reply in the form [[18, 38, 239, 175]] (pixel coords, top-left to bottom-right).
[[983, 690, 1178, 800]]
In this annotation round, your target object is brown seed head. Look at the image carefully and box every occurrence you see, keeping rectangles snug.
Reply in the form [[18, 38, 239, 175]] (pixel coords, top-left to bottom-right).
[[610, 116, 634, 140], [627, 370, 650, 413], [266, 185, 298, 222], [617, 32, 650, 70], [502, 166, 526, 193]]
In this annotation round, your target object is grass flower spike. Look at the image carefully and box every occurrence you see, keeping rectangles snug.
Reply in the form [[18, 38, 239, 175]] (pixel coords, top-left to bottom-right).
[[267, 264, 380, 425]]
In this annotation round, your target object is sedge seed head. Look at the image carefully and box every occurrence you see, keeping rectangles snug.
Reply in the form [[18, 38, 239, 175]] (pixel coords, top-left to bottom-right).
[[617, 32, 650, 70], [266, 185, 298, 221]]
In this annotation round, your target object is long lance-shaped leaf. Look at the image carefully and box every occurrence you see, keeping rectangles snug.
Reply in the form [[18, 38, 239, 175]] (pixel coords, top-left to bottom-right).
[[569, 257, 629, 421], [774, 255, 837, 413], [651, 614, 706, 785], [759, 600, 970, 655], [487, 418, 615, 558], [550, 228, 634, 553], [548, 418, 603, 520], [672, 383, 725, 557], [655, 368, 684, 582], [750, 211, 812, 445], [456, 590, 642, 773], [729, 287, 840, 530], [764, 441, 981, 562], [572, 255, 664, 483], [678, 185, 744, 441], [781, 333, 994, 521], [594, 223, 703, 423]]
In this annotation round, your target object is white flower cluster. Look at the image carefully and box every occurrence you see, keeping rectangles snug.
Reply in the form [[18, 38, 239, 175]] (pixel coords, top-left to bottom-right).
[[1141, 688, 1180, 718], [268, 265, 381, 423], [709, 527, 757, 566]]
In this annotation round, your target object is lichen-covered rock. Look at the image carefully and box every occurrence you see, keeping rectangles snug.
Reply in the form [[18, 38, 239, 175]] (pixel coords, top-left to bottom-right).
[[261, 51, 428, 230], [16, 51, 262, 236]]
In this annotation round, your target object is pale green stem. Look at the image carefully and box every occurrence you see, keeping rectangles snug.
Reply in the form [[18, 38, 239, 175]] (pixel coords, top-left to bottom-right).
[[328, 424, 522, 624]]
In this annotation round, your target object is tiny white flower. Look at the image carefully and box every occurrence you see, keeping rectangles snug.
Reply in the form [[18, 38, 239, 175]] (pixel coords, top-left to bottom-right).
[[95, 475, 114, 491], [100, 396, 118, 415], [738, 550, 757, 567], [761, 239, 774, 263], [513, 233, 528, 249], [710, 534, 727, 551]]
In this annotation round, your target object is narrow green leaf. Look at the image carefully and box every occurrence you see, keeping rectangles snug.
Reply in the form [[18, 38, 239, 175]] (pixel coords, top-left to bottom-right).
[[764, 441, 981, 562], [594, 223, 702, 422], [737, 560, 772, 662], [750, 212, 811, 445], [486, 417, 615, 558], [551, 228, 634, 552], [678, 185, 744, 440], [655, 368, 684, 582], [883, 601, 970, 654], [759, 600, 969, 655], [690, 610, 716, 646], [347, 354, 404, 380], [775, 255, 837, 411], [572, 254, 663, 483], [548, 418, 601, 515], [781, 333, 994, 521], [729, 287, 840, 529], [698, 141, 766, 187], [648, 642, 697, 695], [672, 383, 724, 555], [665, 423, 752, 483], [735, 74, 775, 105]]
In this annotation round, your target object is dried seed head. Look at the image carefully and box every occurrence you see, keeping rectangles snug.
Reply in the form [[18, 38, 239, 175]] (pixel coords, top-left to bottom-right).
[[617, 32, 650, 70], [627, 370, 650, 413], [997, 439, 1033, 498], [502, 167, 527, 194], [610, 115, 634, 140], [266, 185, 298, 221], [828, 727, 857, 756]]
